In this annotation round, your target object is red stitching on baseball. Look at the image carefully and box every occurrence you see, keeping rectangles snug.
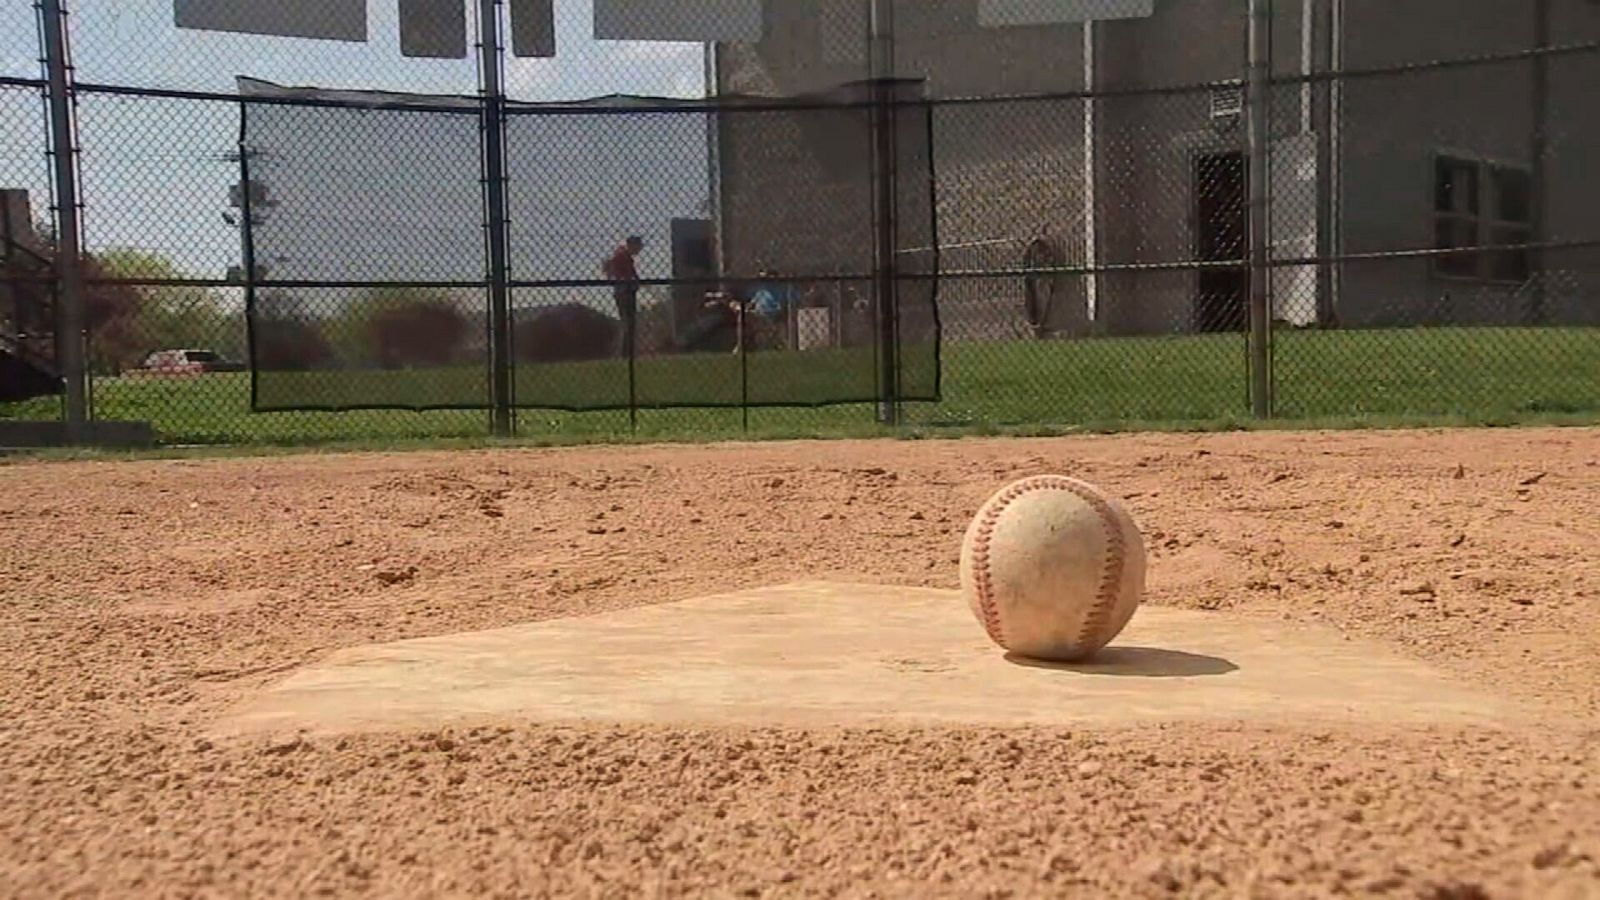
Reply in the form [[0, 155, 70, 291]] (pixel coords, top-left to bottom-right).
[[970, 475, 1125, 654], [971, 486, 1015, 648]]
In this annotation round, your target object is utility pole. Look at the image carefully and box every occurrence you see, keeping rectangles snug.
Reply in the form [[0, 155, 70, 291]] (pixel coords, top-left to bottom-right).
[[39, 0, 87, 439]]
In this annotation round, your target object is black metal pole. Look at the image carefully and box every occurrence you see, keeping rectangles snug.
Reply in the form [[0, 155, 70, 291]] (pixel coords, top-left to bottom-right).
[[627, 309, 637, 432], [869, 0, 899, 426], [237, 107, 260, 412], [740, 305, 749, 433], [478, 0, 513, 437], [1528, 0, 1550, 325], [1314, 0, 1339, 327], [1245, 0, 1273, 418], [39, 0, 86, 439]]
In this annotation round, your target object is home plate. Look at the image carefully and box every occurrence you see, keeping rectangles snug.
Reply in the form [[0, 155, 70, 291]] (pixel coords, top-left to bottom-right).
[[215, 581, 1512, 736]]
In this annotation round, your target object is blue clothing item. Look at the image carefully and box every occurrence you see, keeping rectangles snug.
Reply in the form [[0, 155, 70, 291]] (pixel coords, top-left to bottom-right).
[[751, 286, 785, 318]]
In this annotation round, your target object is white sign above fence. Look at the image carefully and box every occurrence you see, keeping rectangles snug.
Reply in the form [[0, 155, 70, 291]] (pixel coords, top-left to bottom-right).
[[978, 0, 1155, 27]]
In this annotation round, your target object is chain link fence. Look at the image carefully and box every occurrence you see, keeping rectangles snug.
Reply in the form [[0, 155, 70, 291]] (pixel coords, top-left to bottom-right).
[[2, 0, 1597, 446]]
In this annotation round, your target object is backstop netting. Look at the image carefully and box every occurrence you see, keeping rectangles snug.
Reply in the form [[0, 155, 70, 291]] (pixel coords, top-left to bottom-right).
[[238, 75, 939, 413]]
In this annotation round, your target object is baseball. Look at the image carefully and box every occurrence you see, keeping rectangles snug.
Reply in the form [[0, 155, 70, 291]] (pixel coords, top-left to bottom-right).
[[959, 475, 1146, 662]]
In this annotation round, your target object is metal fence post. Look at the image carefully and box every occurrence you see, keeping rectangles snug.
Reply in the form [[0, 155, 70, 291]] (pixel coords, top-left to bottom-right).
[[38, 0, 87, 439], [1528, 0, 1550, 325], [869, 0, 900, 427], [1245, 0, 1273, 418], [478, 0, 514, 437]]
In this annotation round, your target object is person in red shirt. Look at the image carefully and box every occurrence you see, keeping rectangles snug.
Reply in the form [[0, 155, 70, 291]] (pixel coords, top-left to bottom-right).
[[602, 235, 644, 355]]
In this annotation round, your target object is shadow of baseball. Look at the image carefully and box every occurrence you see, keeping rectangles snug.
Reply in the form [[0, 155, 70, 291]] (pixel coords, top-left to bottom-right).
[[1004, 647, 1238, 678]]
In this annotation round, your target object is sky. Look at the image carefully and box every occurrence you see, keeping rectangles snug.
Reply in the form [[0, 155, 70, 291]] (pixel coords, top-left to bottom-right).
[[0, 0, 708, 280]]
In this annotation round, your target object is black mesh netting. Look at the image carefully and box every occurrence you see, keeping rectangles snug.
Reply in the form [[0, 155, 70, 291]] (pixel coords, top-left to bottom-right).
[[237, 76, 939, 413]]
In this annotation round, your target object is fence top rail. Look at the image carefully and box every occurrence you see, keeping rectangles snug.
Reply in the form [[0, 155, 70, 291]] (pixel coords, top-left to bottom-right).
[[10, 37, 1590, 115]]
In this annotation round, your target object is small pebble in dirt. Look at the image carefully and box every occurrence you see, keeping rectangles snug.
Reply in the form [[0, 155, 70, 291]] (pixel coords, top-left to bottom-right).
[[1520, 472, 1547, 486], [1076, 761, 1104, 777], [1532, 844, 1570, 869], [375, 566, 417, 586], [1453, 463, 1466, 479], [1400, 581, 1436, 598], [909, 511, 925, 520], [1510, 597, 1535, 606]]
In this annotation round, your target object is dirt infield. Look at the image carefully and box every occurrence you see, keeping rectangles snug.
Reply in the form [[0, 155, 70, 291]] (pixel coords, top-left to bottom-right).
[[3, 428, 1599, 898]]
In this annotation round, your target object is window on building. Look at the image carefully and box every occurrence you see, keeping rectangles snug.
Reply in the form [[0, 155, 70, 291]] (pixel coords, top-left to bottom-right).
[[1487, 165, 1532, 282], [1432, 155, 1533, 282]]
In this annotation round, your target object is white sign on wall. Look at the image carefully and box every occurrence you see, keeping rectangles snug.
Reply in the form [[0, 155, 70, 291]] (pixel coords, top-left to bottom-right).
[[978, 0, 1155, 27], [1270, 132, 1320, 327]]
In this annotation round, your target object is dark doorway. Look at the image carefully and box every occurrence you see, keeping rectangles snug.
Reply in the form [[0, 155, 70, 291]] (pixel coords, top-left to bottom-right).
[[670, 217, 716, 346], [1193, 152, 1248, 333]]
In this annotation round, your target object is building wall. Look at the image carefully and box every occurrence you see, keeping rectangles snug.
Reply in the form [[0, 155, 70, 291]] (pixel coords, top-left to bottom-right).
[[1334, 0, 1600, 327]]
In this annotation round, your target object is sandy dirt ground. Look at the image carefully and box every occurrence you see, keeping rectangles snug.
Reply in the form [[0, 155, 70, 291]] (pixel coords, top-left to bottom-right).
[[2, 427, 1599, 898]]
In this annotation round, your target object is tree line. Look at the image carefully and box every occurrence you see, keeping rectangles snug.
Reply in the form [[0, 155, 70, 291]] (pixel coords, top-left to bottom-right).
[[4, 242, 657, 375]]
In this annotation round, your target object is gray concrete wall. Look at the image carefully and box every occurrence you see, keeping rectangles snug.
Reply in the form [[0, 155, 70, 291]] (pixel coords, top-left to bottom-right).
[[716, 0, 1089, 343], [716, 0, 1600, 338], [1, 188, 44, 342], [1541, 1, 1600, 326], [1090, 0, 1326, 335]]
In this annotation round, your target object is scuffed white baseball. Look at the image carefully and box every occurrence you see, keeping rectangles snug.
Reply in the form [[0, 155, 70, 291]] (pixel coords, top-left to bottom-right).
[[959, 475, 1146, 661]]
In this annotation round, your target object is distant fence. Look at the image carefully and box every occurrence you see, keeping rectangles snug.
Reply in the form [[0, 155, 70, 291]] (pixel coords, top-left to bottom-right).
[[1, 0, 1596, 445]]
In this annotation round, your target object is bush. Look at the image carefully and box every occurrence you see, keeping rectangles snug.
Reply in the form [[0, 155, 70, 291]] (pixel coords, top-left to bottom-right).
[[2, 243, 149, 374], [252, 295, 334, 371], [515, 303, 619, 364], [365, 296, 469, 369]]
